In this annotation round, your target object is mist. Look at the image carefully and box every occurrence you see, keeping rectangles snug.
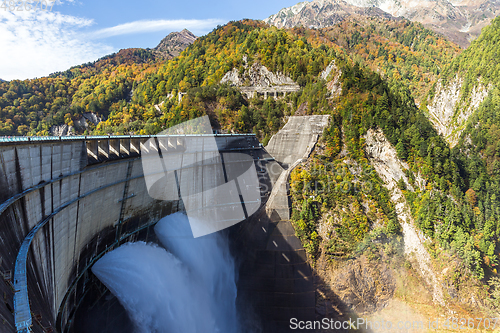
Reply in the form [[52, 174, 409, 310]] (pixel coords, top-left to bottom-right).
[[92, 212, 240, 333]]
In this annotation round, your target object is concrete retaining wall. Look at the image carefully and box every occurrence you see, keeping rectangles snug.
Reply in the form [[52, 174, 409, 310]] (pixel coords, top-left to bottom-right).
[[265, 115, 330, 219]]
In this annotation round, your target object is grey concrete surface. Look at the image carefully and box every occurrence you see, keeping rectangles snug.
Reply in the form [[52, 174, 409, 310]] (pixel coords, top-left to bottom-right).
[[235, 115, 330, 333], [266, 115, 330, 168], [1, 115, 330, 333], [0, 135, 262, 333], [266, 115, 330, 220]]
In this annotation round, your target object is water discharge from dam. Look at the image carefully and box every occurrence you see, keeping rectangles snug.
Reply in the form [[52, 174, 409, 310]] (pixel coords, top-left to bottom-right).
[[3, 116, 326, 332], [91, 212, 240, 333]]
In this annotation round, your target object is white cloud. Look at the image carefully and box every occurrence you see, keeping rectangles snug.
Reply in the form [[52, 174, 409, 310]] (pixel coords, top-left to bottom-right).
[[89, 18, 225, 39], [0, 10, 113, 80], [0, 8, 224, 81]]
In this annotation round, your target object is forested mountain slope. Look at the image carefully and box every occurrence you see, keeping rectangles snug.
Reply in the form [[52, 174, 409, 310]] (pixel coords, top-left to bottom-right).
[[49, 29, 197, 81], [1, 17, 500, 322], [343, 0, 500, 48], [443, 17, 500, 289], [424, 15, 500, 146], [291, 16, 461, 103], [0, 17, 460, 137], [0, 29, 199, 137]]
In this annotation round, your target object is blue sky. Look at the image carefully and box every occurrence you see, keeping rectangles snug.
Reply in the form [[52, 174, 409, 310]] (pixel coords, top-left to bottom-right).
[[0, 0, 302, 80]]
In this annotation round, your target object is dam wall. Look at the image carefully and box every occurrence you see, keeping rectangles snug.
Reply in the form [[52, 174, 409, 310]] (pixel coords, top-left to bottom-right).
[[0, 134, 264, 333], [0, 115, 330, 333]]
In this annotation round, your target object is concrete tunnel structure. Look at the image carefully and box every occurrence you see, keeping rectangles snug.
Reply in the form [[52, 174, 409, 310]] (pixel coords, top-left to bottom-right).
[[0, 115, 329, 333]]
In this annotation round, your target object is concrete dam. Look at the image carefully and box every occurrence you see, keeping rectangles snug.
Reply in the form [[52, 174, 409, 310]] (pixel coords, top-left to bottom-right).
[[0, 115, 329, 333]]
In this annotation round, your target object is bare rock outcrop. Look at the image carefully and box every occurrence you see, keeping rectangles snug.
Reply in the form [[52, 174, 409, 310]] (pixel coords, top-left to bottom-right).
[[221, 57, 297, 88], [364, 128, 445, 307], [426, 75, 489, 147], [49, 124, 74, 136], [153, 29, 197, 59], [320, 60, 342, 98], [50, 112, 101, 136], [316, 255, 396, 315], [73, 112, 102, 130]]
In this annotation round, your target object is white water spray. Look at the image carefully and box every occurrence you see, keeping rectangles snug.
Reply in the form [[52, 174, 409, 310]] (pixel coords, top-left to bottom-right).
[[92, 212, 240, 333]]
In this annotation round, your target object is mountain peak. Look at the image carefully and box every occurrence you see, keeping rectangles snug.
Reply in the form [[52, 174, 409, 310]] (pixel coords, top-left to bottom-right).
[[266, 0, 500, 47], [264, 0, 396, 29], [154, 29, 197, 59], [343, 0, 500, 47]]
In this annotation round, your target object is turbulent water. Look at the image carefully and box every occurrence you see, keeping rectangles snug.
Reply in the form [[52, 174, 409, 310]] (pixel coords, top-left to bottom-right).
[[92, 212, 240, 333]]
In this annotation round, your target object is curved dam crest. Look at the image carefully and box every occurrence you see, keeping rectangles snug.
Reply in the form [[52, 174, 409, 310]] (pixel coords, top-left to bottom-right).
[[0, 115, 329, 333]]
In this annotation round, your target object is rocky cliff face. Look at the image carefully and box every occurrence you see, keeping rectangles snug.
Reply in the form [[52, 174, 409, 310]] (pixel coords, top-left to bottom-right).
[[364, 129, 445, 306], [49, 112, 101, 136], [154, 29, 197, 59], [265, 0, 396, 29], [320, 60, 343, 98], [75, 112, 102, 129], [426, 75, 489, 146], [221, 57, 298, 87], [266, 0, 500, 47], [49, 124, 75, 136]]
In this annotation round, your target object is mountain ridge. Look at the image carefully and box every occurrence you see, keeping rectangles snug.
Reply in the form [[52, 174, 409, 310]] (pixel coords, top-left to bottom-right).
[[265, 0, 500, 47], [153, 29, 197, 59], [424, 15, 500, 145], [49, 29, 197, 80], [265, 0, 398, 29]]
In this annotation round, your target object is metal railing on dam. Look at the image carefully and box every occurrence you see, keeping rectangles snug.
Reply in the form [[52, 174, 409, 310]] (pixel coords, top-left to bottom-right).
[[0, 134, 273, 333], [0, 133, 253, 143], [0, 133, 260, 164]]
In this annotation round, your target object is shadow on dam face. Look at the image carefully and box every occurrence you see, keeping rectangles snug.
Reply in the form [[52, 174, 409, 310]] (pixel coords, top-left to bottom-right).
[[66, 210, 313, 333], [72, 289, 134, 333]]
